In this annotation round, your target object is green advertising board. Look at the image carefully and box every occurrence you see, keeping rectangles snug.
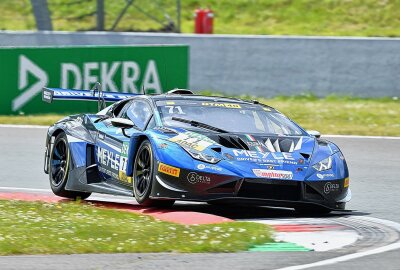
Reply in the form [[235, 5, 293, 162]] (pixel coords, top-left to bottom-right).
[[0, 45, 189, 114]]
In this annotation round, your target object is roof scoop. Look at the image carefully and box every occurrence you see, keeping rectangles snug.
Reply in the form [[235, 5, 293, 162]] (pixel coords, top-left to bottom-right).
[[167, 89, 194, 95]]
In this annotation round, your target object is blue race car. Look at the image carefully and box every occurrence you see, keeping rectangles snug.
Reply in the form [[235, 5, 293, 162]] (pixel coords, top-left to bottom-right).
[[43, 87, 351, 214]]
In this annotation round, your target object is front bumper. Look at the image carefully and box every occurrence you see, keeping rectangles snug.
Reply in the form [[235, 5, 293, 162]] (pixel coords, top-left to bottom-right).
[[150, 163, 350, 210]]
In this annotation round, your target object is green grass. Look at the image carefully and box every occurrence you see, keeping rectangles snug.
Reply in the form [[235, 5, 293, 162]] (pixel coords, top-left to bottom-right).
[[0, 114, 64, 126], [0, 200, 272, 255], [2, 0, 400, 37], [1, 95, 398, 136]]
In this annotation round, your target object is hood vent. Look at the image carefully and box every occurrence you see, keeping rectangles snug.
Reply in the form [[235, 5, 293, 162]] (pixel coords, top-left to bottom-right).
[[300, 153, 311, 160], [205, 133, 304, 153], [208, 135, 249, 150]]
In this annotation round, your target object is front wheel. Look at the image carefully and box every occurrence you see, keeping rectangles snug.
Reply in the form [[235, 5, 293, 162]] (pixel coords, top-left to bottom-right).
[[133, 140, 174, 207], [49, 133, 91, 200]]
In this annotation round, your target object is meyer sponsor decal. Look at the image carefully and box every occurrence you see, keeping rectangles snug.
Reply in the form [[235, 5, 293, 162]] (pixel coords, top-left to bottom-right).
[[169, 131, 215, 151], [232, 149, 297, 165], [252, 169, 293, 179], [158, 163, 180, 177], [201, 102, 241, 108], [97, 147, 121, 170], [324, 182, 340, 194], [97, 146, 132, 183], [187, 172, 211, 184]]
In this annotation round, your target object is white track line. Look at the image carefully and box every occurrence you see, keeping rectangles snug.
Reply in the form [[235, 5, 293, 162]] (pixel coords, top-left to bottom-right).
[[0, 124, 399, 139], [0, 124, 48, 129], [325, 134, 400, 140], [273, 216, 400, 270], [0, 187, 51, 192]]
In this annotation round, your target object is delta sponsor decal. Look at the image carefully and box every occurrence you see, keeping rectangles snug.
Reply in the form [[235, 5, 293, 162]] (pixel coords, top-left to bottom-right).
[[252, 169, 293, 179], [187, 172, 211, 184], [158, 162, 180, 177], [324, 182, 340, 194]]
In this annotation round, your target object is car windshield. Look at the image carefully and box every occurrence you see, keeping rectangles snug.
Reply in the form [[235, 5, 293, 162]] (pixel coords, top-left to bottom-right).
[[156, 100, 305, 135]]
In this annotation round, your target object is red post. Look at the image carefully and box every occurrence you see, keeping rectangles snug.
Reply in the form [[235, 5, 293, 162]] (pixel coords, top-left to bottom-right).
[[194, 8, 205, 34], [203, 8, 214, 34]]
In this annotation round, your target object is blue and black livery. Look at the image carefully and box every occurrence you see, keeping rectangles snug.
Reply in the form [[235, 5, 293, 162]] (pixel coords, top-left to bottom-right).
[[43, 87, 351, 213]]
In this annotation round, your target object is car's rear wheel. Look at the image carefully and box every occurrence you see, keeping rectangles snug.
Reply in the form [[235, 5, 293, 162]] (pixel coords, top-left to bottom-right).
[[49, 133, 91, 200], [294, 205, 332, 215], [133, 140, 175, 207]]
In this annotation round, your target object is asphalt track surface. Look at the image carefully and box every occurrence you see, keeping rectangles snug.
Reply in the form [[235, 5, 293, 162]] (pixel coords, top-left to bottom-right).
[[0, 126, 399, 270]]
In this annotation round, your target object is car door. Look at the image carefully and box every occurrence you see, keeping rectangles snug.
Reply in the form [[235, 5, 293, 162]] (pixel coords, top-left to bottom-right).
[[94, 99, 153, 189]]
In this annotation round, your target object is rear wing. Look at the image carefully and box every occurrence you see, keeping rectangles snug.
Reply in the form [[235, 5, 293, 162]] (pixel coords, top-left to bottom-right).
[[42, 88, 138, 103], [42, 85, 139, 110]]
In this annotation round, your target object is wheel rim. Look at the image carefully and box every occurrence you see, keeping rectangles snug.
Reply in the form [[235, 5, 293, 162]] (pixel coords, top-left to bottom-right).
[[134, 145, 152, 196], [50, 138, 68, 187]]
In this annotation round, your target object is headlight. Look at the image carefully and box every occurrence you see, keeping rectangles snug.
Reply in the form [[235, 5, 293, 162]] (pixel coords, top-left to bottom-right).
[[182, 146, 220, 164], [312, 156, 332, 171]]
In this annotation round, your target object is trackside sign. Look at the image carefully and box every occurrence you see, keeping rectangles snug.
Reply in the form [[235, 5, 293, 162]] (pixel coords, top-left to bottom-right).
[[0, 45, 189, 114]]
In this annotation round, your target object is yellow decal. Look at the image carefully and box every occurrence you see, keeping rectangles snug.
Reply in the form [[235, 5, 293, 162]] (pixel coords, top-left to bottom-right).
[[263, 107, 271, 111], [169, 132, 214, 151], [119, 171, 133, 183], [166, 101, 175, 105], [201, 102, 241, 109], [158, 163, 180, 177], [344, 177, 350, 188]]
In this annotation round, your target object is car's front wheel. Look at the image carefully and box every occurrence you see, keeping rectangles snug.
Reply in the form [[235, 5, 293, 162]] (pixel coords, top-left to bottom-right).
[[49, 133, 91, 200], [133, 140, 175, 207]]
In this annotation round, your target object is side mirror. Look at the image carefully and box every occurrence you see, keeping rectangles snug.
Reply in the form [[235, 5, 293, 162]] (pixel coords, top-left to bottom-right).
[[110, 118, 134, 137], [307, 130, 321, 138]]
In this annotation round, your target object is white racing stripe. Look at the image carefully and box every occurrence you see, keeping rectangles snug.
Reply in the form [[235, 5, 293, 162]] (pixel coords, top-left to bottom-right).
[[272, 216, 400, 270]]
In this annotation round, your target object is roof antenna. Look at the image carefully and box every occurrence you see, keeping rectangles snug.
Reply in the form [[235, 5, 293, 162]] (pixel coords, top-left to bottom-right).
[[142, 84, 146, 95]]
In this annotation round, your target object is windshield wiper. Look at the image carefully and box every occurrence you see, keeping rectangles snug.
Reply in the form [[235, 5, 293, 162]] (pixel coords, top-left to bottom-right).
[[171, 117, 228, 133]]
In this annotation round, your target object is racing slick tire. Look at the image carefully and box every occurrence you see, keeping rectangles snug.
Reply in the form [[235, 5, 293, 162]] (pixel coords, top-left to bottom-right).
[[294, 205, 332, 215], [49, 133, 91, 200], [133, 140, 175, 207]]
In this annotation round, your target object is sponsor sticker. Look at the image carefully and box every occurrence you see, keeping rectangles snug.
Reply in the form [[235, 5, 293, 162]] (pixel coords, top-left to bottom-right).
[[158, 163, 180, 177], [169, 131, 214, 151], [316, 173, 335, 179], [232, 149, 297, 165], [344, 177, 350, 188], [201, 102, 241, 109], [118, 171, 132, 183], [324, 182, 340, 194], [252, 169, 293, 179], [187, 172, 211, 184], [158, 143, 168, 149], [197, 163, 222, 172], [224, 153, 234, 160]]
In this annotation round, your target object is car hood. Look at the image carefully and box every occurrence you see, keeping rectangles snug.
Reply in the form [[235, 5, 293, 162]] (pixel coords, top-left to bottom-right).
[[152, 127, 316, 180]]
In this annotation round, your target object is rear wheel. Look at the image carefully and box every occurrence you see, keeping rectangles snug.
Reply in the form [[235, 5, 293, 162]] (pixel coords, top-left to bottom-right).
[[49, 133, 91, 200], [133, 140, 175, 207]]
